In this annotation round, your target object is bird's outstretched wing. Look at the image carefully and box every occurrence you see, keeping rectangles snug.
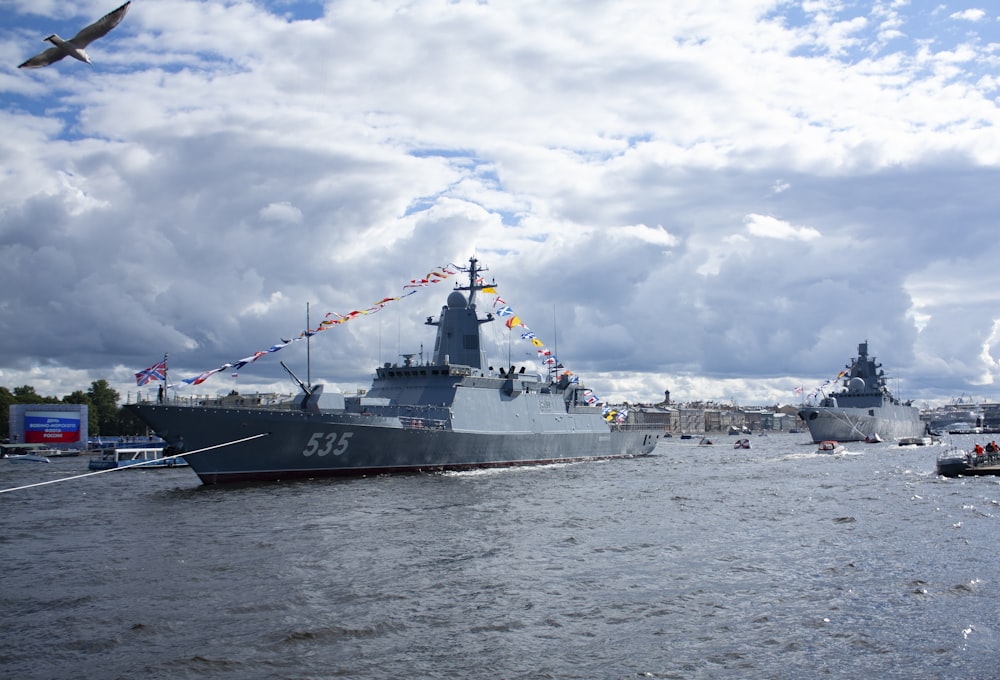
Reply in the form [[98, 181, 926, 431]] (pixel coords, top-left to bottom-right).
[[68, 1, 131, 48], [17, 1, 132, 68], [18, 47, 67, 69]]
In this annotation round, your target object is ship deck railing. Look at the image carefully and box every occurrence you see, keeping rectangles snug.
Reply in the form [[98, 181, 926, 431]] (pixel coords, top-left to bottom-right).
[[614, 422, 667, 431], [965, 450, 1000, 468], [399, 416, 449, 430], [133, 394, 299, 409]]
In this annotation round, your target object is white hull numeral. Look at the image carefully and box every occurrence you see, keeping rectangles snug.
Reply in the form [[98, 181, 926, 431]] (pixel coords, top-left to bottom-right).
[[302, 431, 353, 457]]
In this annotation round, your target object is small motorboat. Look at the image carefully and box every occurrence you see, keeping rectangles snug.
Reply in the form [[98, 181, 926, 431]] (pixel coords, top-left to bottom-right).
[[865, 433, 882, 443], [937, 445, 1000, 477], [1, 444, 58, 462], [936, 448, 971, 477], [733, 438, 752, 449], [816, 440, 845, 455], [5, 453, 52, 463], [87, 447, 187, 470], [698, 437, 713, 446]]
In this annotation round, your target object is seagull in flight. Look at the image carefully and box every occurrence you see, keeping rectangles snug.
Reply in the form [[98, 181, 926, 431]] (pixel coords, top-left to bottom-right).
[[18, 1, 131, 69]]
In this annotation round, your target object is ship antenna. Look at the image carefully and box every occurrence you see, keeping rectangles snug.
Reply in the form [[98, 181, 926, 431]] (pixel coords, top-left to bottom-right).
[[468, 256, 478, 306], [507, 328, 512, 368], [468, 256, 480, 306], [552, 304, 558, 375], [457, 255, 494, 307], [306, 301, 312, 390]]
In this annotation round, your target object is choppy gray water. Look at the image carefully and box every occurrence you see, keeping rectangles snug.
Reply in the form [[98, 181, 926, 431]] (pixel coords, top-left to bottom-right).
[[2, 433, 998, 679]]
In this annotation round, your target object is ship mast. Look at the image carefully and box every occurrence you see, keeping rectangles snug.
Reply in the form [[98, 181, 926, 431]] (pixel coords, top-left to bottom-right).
[[455, 255, 493, 306], [306, 301, 311, 389]]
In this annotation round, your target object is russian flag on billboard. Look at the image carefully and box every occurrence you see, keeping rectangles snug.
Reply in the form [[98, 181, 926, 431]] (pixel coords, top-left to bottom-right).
[[25, 411, 81, 444]]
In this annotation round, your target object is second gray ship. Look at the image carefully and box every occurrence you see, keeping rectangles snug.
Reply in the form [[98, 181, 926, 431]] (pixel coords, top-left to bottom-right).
[[126, 257, 665, 484], [798, 341, 925, 443]]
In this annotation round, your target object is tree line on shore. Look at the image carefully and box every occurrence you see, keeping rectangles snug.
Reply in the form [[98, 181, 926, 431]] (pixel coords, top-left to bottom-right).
[[0, 382, 147, 441]]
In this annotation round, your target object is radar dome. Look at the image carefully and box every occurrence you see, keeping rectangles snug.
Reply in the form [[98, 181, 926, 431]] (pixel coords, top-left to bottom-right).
[[848, 377, 866, 392], [447, 291, 467, 309]]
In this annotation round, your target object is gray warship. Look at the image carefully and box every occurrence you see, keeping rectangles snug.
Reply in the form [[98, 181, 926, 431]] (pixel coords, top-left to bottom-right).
[[126, 257, 665, 484], [797, 341, 924, 443]]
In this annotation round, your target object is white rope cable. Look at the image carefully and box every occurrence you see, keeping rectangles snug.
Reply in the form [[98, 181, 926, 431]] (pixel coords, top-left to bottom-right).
[[829, 409, 868, 438], [0, 433, 269, 495]]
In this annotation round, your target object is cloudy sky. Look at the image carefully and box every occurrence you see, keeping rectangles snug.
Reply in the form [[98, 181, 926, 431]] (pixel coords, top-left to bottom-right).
[[2, 0, 999, 408]]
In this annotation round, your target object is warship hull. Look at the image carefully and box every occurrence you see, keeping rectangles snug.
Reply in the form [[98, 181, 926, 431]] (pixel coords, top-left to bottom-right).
[[798, 403, 924, 443], [126, 403, 662, 484]]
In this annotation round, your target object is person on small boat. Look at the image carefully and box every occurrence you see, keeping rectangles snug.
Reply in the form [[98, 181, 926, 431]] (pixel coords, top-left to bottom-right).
[[974, 443, 985, 460], [985, 441, 998, 454]]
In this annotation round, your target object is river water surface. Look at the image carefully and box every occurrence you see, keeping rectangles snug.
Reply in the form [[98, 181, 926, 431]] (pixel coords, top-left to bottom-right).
[[1, 433, 997, 679]]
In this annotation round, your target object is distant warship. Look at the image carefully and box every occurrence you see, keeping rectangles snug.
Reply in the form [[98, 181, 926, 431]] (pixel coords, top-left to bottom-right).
[[127, 257, 665, 484], [798, 342, 924, 443]]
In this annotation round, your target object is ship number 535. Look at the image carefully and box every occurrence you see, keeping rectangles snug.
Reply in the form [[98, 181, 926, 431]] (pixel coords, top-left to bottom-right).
[[302, 431, 353, 457]]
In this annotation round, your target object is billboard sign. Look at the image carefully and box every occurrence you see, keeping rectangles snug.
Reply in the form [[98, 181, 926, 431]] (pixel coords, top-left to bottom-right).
[[24, 411, 82, 444]]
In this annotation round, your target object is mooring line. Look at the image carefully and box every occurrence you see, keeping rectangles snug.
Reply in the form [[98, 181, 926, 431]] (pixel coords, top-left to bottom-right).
[[831, 409, 866, 439], [0, 433, 269, 495]]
